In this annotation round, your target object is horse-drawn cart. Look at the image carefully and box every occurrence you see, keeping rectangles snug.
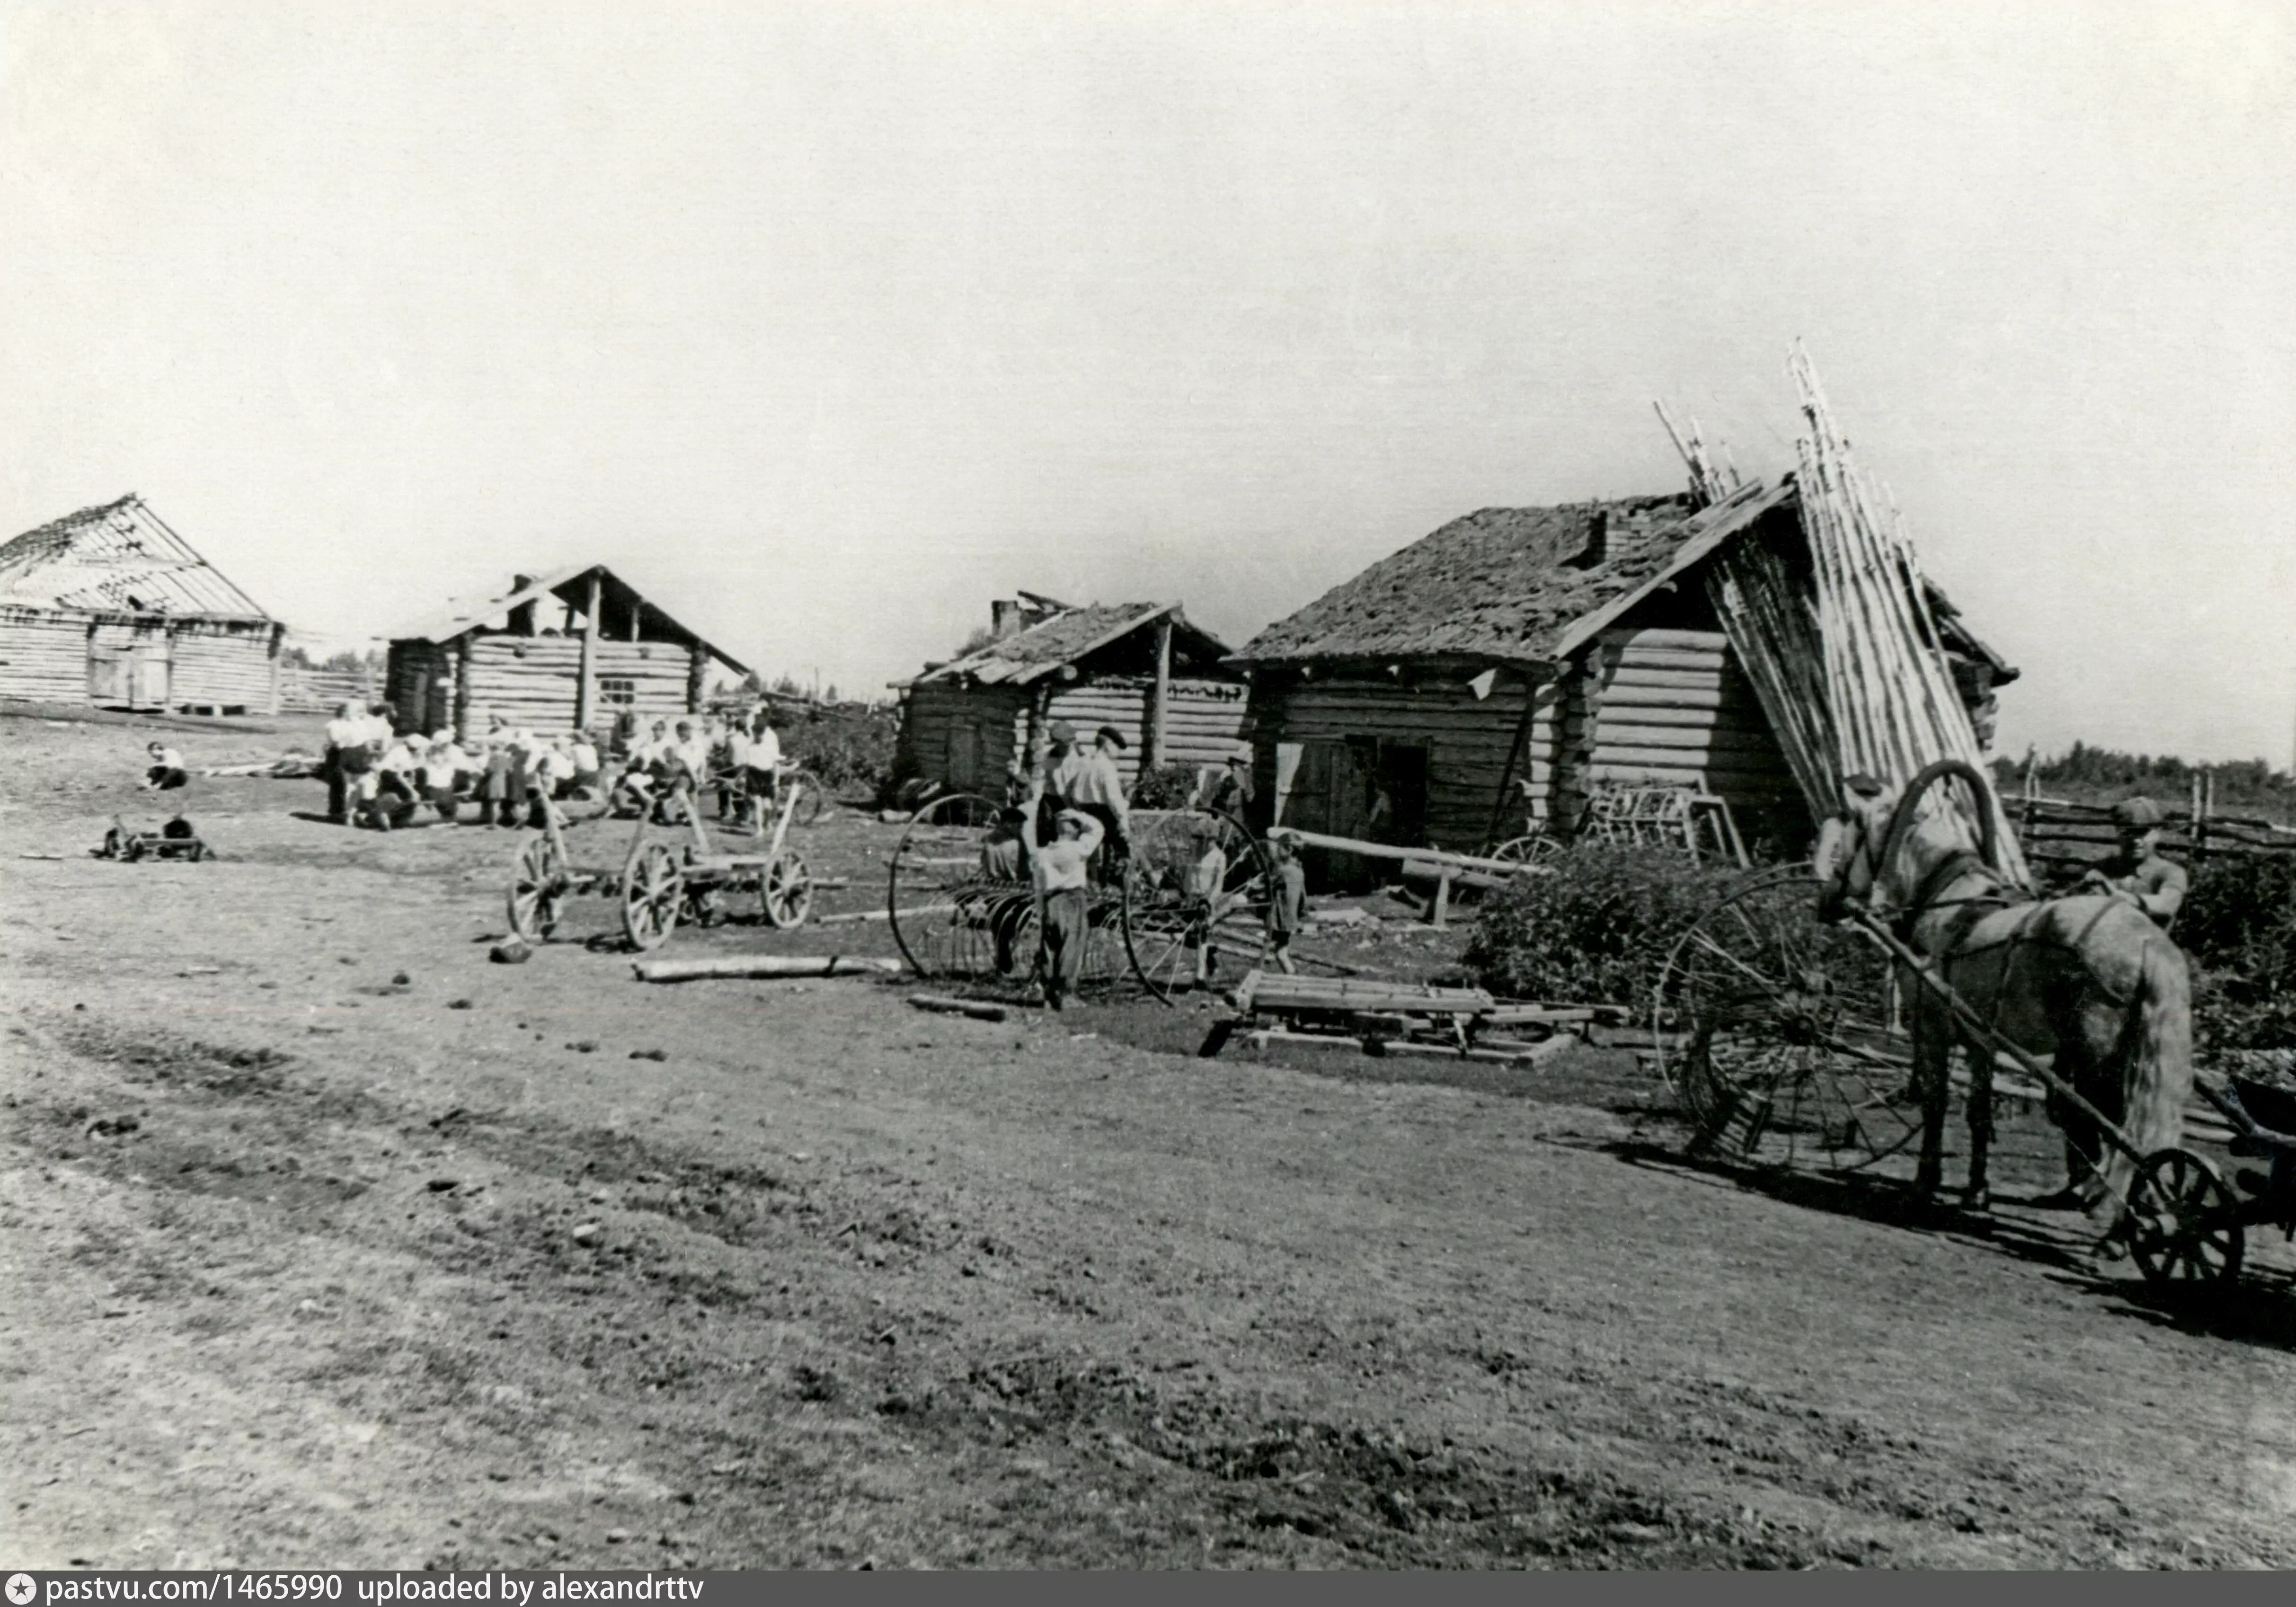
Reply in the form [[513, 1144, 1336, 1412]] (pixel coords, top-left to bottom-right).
[[507, 779, 814, 950], [1655, 760, 2265, 1294]]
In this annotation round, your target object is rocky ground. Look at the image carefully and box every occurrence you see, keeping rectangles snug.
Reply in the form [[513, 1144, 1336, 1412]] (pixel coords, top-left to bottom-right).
[[4, 705, 2295, 1570]]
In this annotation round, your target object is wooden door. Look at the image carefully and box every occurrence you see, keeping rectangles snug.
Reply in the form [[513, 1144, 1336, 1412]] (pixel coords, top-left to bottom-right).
[[131, 651, 169, 710], [88, 649, 129, 706]]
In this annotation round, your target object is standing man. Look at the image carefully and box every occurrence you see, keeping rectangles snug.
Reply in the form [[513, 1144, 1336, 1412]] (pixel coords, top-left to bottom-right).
[[1065, 724, 1133, 869], [323, 700, 367, 823], [1023, 779, 1103, 1012], [1201, 746, 1255, 819], [745, 708, 783, 831], [2079, 796, 2189, 928]]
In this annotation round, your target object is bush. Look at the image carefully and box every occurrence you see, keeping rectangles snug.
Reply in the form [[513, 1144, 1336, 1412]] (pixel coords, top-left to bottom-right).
[[2182, 855, 2296, 1053], [775, 702, 899, 799], [1461, 844, 1746, 1007], [1127, 762, 1201, 810]]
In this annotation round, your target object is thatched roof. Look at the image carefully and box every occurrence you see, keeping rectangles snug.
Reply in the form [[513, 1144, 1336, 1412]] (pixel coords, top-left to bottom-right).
[[0, 495, 270, 620], [907, 601, 1233, 688], [1233, 491, 1706, 668]]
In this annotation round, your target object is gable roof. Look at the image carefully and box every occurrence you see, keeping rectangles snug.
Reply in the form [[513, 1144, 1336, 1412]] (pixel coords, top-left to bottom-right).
[[389, 562, 752, 678], [1233, 491, 1703, 668], [908, 601, 1232, 687], [0, 495, 271, 619]]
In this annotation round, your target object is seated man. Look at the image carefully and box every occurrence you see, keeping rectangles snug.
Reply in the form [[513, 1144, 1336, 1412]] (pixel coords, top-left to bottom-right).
[[567, 731, 603, 800], [418, 732, 470, 822], [142, 742, 189, 790], [360, 734, 424, 830]]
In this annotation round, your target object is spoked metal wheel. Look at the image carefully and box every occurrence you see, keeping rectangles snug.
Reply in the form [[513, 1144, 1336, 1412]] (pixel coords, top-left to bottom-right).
[[2125, 1148, 2244, 1289], [506, 833, 567, 942], [621, 843, 685, 951], [888, 793, 1035, 981], [1122, 810, 1274, 1004], [761, 848, 813, 930], [1656, 864, 1922, 1174], [887, 793, 1121, 987]]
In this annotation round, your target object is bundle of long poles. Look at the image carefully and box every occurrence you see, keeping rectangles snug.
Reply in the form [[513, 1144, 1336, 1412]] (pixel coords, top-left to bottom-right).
[[1787, 345, 2030, 885]]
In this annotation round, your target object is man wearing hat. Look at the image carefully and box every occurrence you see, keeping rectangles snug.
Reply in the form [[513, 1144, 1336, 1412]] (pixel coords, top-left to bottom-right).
[[1064, 724, 1134, 868], [1202, 745, 1256, 819], [2080, 796, 2187, 928]]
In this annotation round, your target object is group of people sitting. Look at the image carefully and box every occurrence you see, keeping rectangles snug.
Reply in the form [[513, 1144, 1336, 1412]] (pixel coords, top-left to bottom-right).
[[319, 700, 789, 834]]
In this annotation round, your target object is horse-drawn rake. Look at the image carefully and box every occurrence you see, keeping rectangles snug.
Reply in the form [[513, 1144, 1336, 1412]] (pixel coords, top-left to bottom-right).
[[1655, 858, 2280, 1295], [885, 794, 1274, 1003], [506, 780, 814, 950]]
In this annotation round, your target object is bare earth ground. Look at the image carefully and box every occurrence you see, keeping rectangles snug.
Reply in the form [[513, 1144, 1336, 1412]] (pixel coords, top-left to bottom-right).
[[5, 707, 2296, 1570]]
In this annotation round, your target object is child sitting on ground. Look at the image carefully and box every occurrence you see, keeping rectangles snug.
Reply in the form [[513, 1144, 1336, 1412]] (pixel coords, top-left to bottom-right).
[[142, 742, 188, 790]]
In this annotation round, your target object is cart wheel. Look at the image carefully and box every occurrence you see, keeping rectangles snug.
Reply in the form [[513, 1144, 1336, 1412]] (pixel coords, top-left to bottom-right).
[[2125, 1148, 2244, 1289], [761, 848, 813, 929], [786, 772, 827, 827], [1487, 832, 1558, 870], [888, 793, 1019, 979], [1656, 864, 1922, 1173], [506, 833, 567, 942], [1122, 810, 1274, 1004], [621, 843, 684, 951]]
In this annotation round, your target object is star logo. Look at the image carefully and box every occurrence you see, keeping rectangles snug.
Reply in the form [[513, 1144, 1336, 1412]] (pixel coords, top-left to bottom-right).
[[7, 1572, 38, 1606]]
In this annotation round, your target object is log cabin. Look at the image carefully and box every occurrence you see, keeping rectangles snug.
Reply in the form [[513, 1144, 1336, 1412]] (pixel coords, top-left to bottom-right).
[[892, 594, 1250, 797], [1232, 475, 2015, 867], [0, 495, 284, 715], [385, 564, 751, 740]]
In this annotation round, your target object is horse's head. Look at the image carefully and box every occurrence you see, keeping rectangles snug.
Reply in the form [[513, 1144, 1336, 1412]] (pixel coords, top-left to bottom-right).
[[1813, 760, 2001, 922], [1813, 774, 1896, 916]]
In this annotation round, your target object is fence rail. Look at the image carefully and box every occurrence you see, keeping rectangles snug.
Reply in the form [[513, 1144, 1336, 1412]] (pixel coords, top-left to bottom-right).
[[2011, 784, 2296, 864]]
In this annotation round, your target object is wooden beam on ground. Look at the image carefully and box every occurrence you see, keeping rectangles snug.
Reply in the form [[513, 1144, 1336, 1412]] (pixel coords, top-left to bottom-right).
[[908, 993, 1008, 1022], [633, 954, 903, 982]]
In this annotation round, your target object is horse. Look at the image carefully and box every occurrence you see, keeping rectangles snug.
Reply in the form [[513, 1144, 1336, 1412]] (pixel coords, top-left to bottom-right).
[[1812, 760, 2192, 1220]]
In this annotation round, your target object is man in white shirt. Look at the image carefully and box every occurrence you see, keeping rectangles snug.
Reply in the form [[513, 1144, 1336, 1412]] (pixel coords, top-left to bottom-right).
[[420, 732, 469, 822], [1066, 724, 1133, 867], [142, 743, 188, 790], [362, 734, 423, 830], [567, 733, 603, 800], [1024, 780, 1104, 1011], [323, 701, 368, 822]]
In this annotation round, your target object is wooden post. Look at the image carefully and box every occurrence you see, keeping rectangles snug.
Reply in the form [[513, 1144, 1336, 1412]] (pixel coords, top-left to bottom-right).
[[1145, 616, 1172, 768], [686, 643, 707, 715], [1485, 669, 1544, 847], [452, 632, 473, 742], [575, 571, 601, 732]]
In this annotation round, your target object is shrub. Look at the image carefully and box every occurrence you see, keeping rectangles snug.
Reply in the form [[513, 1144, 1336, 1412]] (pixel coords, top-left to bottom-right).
[[1461, 843, 1746, 1007], [2182, 855, 2296, 1053], [775, 702, 899, 799], [1127, 762, 1201, 810]]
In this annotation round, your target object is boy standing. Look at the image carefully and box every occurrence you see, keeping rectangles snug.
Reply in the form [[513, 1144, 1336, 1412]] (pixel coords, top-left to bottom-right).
[[1024, 781, 1104, 1011], [1268, 834, 1307, 975]]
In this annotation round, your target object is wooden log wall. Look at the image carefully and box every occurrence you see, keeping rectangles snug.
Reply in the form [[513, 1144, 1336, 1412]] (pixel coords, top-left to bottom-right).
[[1534, 627, 1808, 847], [1263, 677, 1535, 850], [898, 676, 1248, 795], [895, 682, 1031, 794], [388, 634, 699, 738], [0, 609, 95, 701], [1041, 676, 1249, 784], [167, 622, 279, 714]]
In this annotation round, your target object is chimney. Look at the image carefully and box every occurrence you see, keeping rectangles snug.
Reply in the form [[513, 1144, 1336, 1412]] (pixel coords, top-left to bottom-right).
[[991, 599, 1025, 639], [1566, 508, 1609, 570], [507, 573, 541, 637]]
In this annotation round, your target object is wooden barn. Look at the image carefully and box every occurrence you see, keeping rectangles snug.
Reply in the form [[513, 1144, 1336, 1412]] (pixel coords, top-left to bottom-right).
[[1232, 476, 2015, 861], [385, 564, 751, 739], [0, 495, 284, 715], [893, 595, 1250, 797]]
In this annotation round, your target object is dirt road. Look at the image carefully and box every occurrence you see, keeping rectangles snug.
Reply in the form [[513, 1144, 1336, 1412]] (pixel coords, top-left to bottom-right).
[[4, 709, 2294, 1568]]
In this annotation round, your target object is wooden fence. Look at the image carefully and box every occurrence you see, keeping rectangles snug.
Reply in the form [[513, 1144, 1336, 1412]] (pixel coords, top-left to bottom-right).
[[2012, 779, 2296, 869]]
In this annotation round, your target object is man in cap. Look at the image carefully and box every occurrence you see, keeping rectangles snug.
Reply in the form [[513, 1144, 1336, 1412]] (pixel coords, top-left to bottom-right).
[[1063, 724, 1133, 870], [1201, 746, 1256, 819], [2079, 796, 2188, 928]]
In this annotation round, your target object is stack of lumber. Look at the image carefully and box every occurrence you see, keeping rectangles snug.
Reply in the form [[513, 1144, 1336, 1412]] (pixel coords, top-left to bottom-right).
[[1709, 346, 2028, 883]]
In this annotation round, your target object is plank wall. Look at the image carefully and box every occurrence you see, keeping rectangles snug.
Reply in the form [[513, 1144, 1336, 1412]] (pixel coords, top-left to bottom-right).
[[168, 622, 279, 713], [0, 610, 93, 701], [1261, 677, 1534, 850], [391, 634, 701, 736]]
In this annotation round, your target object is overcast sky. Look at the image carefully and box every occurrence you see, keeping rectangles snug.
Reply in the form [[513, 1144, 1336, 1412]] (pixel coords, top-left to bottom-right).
[[4, 1, 2290, 764]]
